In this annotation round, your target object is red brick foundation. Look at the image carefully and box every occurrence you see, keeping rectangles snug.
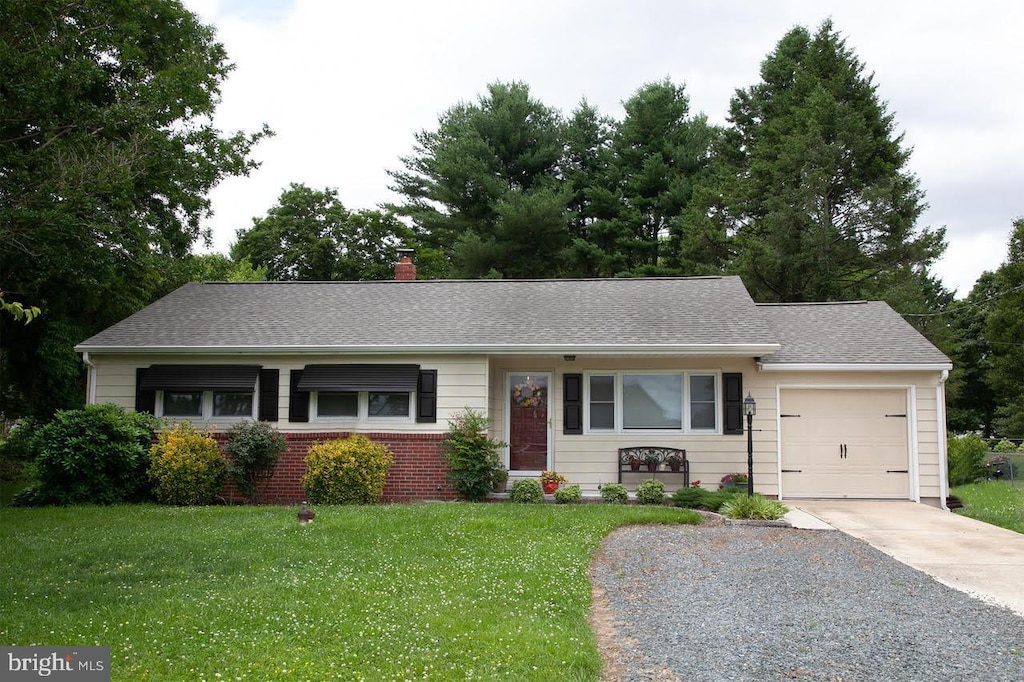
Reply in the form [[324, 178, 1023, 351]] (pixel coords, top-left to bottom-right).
[[214, 431, 456, 505]]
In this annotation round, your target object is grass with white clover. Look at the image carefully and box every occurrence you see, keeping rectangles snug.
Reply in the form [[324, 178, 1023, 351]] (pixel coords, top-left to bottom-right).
[[0, 503, 699, 681], [952, 480, 1024, 534]]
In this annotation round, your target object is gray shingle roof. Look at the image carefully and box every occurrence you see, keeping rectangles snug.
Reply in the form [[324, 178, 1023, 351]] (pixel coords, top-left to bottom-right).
[[76, 276, 781, 353], [756, 301, 951, 366]]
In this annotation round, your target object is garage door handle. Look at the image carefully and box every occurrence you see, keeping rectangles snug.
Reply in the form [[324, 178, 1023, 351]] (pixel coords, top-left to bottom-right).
[[781, 469, 802, 473], [887, 469, 909, 474]]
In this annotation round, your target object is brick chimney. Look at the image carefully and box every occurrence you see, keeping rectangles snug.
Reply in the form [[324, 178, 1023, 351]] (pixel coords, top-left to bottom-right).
[[394, 248, 416, 281]]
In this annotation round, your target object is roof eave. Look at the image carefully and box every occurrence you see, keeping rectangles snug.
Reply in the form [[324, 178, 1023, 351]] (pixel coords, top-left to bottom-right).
[[757, 362, 953, 372], [75, 343, 782, 357]]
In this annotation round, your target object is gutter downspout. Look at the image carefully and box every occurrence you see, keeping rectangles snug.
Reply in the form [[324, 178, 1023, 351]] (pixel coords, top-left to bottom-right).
[[82, 351, 97, 405], [937, 369, 950, 511]]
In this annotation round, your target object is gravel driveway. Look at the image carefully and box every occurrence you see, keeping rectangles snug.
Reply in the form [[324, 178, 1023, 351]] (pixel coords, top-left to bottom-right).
[[590, 524, 1024, 682]]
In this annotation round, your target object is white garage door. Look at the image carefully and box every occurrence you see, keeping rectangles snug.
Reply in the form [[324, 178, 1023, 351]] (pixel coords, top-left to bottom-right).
[[780, 389, 910, 499]]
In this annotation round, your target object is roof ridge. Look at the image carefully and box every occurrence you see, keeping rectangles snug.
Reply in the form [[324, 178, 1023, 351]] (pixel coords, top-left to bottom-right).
[[190, 276, 731, 285], [756, 301, 869, 307]]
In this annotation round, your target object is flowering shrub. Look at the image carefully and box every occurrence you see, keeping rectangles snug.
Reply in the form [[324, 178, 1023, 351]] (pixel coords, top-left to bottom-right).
[[720, 473, 748, 485], [509, 478, 544, 503], [600, 482, 628, 504], [303, 435, 393, 504], [149, 422, 228, 505], [554, 484, 582, 504], [691, 480, 702, 487], [539, 470, 568, 485], [634, 479, 666, 505], [993, 439, 1019, 453]]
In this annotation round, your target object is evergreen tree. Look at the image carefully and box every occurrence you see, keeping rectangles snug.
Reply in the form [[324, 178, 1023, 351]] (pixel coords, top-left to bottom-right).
[[987, 218, 1024, 437], [694, 20, 945, 302], [387, 81, 564, 277]]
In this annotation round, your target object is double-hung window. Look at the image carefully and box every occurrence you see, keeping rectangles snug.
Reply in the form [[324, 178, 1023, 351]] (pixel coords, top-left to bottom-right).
[[299, 364, 418, 422], [585, 371, 720, 434]]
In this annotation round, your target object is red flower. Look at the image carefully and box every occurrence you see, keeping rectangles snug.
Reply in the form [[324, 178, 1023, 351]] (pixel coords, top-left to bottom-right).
[[691, 480, 701, 487]]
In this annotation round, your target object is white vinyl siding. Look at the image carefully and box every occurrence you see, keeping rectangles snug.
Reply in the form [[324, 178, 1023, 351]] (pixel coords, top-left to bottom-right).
[[87, 354, 487, 433]]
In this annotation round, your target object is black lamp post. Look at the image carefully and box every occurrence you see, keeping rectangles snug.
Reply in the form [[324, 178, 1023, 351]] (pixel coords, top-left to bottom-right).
[[743, 393, 756, 496]]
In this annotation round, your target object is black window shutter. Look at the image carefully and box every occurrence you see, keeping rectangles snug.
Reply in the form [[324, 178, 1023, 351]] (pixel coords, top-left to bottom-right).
[[288, 370, 309, 423], [416, 369, 437, 423], [259, 369, 279, 422], [564, 373, 583, 435], [135, 368, 156, 415], [723, 373, 743, 435]]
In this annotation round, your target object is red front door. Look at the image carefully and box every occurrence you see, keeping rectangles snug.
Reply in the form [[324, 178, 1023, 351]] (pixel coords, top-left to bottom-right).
[[508, 373, 550, 472]]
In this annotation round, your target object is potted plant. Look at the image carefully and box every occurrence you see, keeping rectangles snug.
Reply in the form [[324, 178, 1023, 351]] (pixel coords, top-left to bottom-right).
[[629, 456, 641, 471], [665, 452, 684, 472], [539, 470, 568, 494], [642, 453, 660, 472], [492, 466, 509, 493], [721, 473, 748, 488]]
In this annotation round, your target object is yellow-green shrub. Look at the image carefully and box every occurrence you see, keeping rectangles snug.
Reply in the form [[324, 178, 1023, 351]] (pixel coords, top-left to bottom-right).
[[148, 422, 228, 505], [302, 435, 394, 504]]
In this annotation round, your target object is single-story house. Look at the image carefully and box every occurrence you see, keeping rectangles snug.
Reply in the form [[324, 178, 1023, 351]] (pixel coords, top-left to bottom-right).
[[74, 254, 953, 506]]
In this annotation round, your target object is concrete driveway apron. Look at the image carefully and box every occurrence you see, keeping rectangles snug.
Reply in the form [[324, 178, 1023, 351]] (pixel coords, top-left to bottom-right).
[[789, 500, 1024, 619]]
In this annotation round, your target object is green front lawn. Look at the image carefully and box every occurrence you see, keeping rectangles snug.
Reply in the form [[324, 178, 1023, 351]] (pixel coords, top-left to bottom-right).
[[0, 503, 699, 680], [952, 480, 1024, 534]]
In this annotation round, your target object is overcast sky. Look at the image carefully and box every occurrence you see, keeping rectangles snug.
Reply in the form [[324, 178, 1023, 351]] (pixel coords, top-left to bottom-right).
[[183, 0, 1022, 298]]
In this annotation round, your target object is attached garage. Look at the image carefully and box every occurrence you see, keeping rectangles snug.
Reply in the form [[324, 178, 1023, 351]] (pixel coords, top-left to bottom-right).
[[757, 301, 953, 507], [779, 388, 911, 499]]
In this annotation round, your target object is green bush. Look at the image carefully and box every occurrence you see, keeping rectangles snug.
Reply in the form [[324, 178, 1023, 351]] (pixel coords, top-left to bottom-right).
[[719, 494, 789, 520], [948, 434, 989, 486], [554, 484, 582, 504], [993, 439, 1018, 453], [149, 422, 228, 505], [441, 409, 507, 501], [0, 417, 41, 482], [33, 404, 158, 505], [600, 482, 628, 504], [223, 421, 287, 501], [671, 486, 710, 509], [509, 478, 544, 503], [673, 485, 746, 511], [302, 435, 394, 504], [635, 479, 666, 505]]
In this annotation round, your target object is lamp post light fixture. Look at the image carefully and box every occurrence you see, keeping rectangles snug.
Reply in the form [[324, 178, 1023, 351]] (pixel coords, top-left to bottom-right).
[[743, 393, 756, 497]]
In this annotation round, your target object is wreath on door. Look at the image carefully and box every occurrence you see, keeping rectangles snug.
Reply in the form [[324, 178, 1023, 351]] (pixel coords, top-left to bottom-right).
[[512, 381, 545, 408]]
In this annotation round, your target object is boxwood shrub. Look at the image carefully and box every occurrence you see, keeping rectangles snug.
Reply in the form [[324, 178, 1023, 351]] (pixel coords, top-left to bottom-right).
[[509, 478, 544, 503], [554, 484, 582, 504]]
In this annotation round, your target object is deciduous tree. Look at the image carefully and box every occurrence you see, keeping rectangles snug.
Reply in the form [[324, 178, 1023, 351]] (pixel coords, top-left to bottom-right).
[[0, 0, 268, 416], [232, 184, 437, 281]]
